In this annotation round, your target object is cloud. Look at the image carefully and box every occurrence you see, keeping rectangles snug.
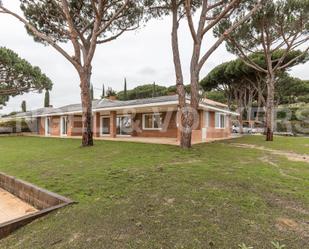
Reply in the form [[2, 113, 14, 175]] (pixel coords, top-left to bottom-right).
[[138, 67, 157, 76]]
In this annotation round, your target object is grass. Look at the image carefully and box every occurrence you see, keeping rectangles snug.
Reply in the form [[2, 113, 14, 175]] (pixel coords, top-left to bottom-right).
[[0, 135, 308, 249]]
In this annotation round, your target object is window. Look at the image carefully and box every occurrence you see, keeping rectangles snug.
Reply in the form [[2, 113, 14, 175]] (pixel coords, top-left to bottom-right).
[[116, 116, 132, 135], [215, 113, 226, 128], [143, 113, 162, 130], [101, 117, 110, 135]]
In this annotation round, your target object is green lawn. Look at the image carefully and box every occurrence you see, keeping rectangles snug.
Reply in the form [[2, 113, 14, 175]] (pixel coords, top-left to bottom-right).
[[0, 135, 308, 249]]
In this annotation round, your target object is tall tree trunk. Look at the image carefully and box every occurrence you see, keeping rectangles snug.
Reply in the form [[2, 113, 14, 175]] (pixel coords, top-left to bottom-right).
[[180, 107, 193, 148], [265, 74, 275, 141], [171, 0, 190, 149], [238, 105, 244, 134], [79, 68, 93, 146]]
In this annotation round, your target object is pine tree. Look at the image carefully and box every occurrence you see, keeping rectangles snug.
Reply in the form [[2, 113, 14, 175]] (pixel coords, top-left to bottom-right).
[[21, 100, 27, 112], [44, 90, 50, 107], [124, 78, 127, 100]]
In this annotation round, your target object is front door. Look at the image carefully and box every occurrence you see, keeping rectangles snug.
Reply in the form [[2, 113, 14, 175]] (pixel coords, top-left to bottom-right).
[[116, 116, 132, 135], [101, 117, 110, 136]]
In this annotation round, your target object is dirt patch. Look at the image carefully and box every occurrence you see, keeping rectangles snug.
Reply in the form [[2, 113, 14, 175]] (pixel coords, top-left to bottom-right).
[[281, 202, 309, 216], [259, 156, 301, 180], [0, 188, 38, 224], [276, 218, 309, 238], [231, 143, 309, 163]]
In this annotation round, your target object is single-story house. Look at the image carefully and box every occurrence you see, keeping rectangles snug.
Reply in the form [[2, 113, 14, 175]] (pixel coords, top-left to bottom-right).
[[1, 95, 238, 143]]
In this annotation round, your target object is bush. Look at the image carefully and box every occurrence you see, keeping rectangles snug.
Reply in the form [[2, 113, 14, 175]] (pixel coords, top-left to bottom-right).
[[0, 119, 31, 133]]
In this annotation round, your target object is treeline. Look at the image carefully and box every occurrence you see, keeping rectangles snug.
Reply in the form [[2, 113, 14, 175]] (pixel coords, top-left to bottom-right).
[[102, 83, 191, 101], [200, 51, 309, 134]]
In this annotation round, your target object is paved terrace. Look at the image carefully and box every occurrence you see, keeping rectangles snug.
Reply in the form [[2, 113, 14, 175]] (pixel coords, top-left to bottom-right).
[[21, 133, 239, 145]]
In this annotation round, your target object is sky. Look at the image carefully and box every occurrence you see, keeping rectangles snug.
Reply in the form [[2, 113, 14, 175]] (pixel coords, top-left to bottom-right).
[[0, 1, 308, 115]]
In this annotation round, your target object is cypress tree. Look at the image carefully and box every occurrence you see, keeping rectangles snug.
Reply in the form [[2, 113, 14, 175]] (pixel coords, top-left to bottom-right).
[[44, 90, 50, 107], [21, 100, 27, 112], [101, 84, 105, 98], [124, 78, 128, 100]]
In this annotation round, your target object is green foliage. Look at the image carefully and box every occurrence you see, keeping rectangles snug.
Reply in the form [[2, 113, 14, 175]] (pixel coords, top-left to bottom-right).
[[0, 47, 52, 105], [20, 0, 144, 45], [238, 243, 253, 249], [216, 0, 309, 56], [204, 91, 227, 104], [271, 241, 286, 249], [200, 51, 308, 107], [44, 89, 50, 107], [117, 84, 170, 100], [0, 119, 31, 133], [106, 87, 117, 97], [21, 100, 27, 112], [276, 104, 309, 134], [276, 75, 309, 104], [144, 0, 202, 19], [0, 95, 9, 106]]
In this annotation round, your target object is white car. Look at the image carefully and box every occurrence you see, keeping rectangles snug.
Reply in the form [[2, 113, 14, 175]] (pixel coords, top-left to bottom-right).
[[232, 125, 264, 134]]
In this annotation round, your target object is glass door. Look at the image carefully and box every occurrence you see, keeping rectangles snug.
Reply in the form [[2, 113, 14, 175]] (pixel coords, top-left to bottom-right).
[[61, 116, 68, 136], [101, 117, 110, 135], [116, 116, 132, 135]]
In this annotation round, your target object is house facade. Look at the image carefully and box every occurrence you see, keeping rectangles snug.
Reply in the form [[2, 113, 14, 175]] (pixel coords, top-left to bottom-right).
[[5, 95, 238, 143]]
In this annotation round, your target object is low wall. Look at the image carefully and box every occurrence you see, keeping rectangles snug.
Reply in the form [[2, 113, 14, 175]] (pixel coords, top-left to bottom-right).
[[0, 173, 74, 239]]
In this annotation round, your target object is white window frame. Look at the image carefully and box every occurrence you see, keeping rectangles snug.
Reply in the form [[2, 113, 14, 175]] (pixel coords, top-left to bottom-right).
[[100, 116, 110, 136], [60, 116, 68, 136], [142, 113, 163, 130], [45, 117, 51, 136], [116, 115, 132, 136], [215, 112, 226, 129]]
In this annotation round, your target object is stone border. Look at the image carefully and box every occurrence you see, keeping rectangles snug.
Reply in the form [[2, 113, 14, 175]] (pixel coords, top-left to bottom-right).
[[0, 172, 75, 239]]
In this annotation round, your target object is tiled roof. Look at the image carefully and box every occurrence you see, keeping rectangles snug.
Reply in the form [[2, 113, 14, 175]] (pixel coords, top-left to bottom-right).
[[95, 95, 179, 109], [1, 95, 232, 119]]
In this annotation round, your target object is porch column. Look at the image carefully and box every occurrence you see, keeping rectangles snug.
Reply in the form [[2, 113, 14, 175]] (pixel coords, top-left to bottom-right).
[[93, 112, 100, 137], [110, 111, 117, 138], [176, 109, 181, 143], [67, 115, 73, 136]]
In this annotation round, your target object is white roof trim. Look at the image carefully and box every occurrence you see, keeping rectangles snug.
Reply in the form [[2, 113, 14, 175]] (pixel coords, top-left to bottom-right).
[[199, 103, 239, 116], [93, 100, 179, 112], [2, 100, 238, 119]]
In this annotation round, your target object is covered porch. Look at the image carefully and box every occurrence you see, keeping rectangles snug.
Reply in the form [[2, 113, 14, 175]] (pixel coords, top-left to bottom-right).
[[92, 104, 180, 140]]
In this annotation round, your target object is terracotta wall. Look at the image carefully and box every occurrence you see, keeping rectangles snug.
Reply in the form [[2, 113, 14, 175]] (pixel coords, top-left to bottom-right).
[[38, 117, 45, 135], [50, 116, 60, 136], [132, 111, 178, 138], [36, 109, 232, 142], [93, 113, 100, 137], [206, 111, 231, 139], [70, 115, 83, 136]]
